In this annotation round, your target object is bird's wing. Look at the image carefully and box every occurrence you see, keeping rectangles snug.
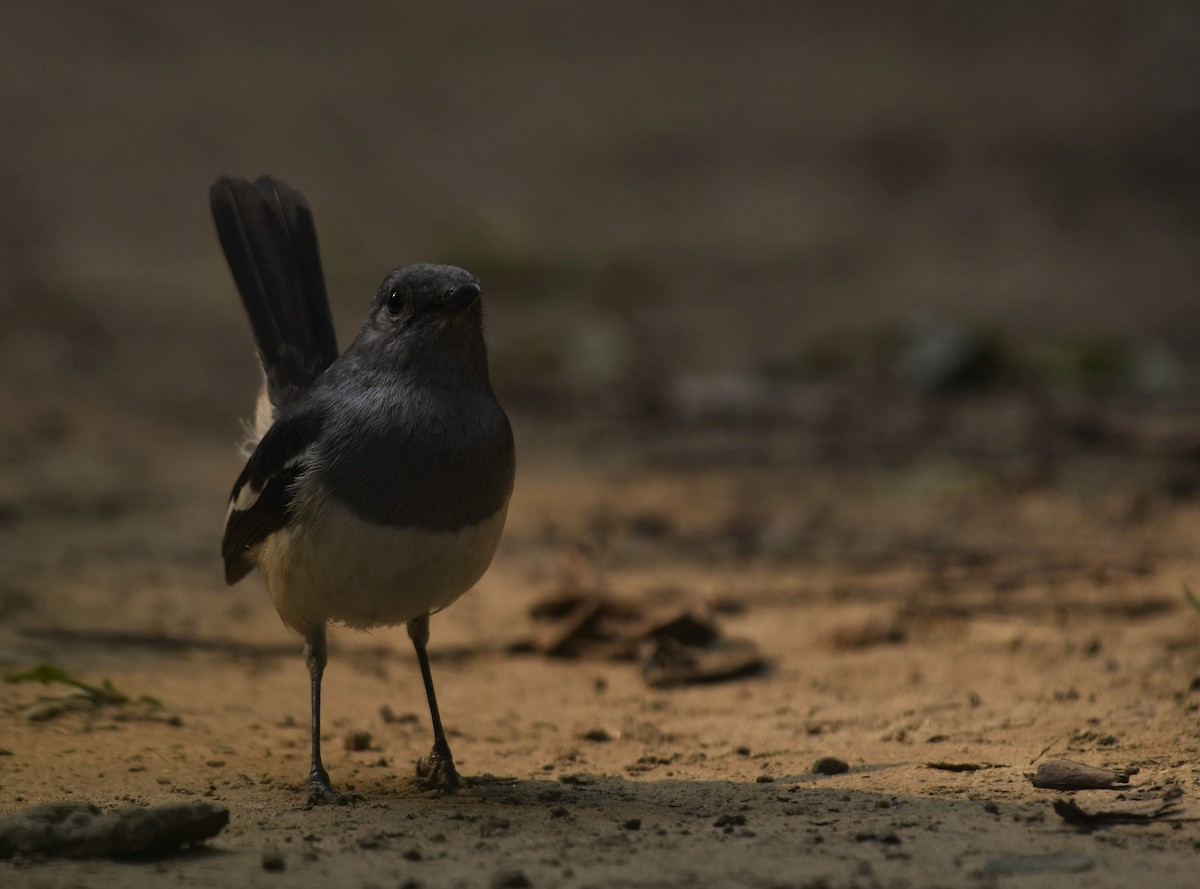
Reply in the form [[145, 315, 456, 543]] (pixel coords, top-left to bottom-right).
[[222, 406, 324, 584]]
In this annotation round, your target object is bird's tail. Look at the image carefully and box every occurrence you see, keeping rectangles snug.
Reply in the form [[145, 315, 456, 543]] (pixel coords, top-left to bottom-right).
[[209, 176, 338, 441]]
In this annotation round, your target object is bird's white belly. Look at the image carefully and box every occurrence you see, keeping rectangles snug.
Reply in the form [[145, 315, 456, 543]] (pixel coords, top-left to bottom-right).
[[256, 493, 509, 634]]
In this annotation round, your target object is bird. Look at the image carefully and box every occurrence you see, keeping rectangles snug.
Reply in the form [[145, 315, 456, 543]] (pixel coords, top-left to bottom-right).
[[209, 175, 515, 805]]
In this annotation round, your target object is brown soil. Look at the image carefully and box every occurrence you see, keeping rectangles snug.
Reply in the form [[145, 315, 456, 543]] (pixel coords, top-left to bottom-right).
[[4, 390, 1200, 887]]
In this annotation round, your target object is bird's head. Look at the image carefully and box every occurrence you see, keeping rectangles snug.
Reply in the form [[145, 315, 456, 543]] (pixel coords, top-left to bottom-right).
[[357, 263, 490, 383]]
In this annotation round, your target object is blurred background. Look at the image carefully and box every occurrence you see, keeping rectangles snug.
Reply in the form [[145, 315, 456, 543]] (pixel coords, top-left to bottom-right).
[[3, 0, 1199, 429], [3, 0, 1200, 630]]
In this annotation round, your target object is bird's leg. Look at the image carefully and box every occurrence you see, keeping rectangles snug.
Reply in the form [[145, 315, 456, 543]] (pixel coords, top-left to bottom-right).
[[408, 613, 460, 791], [304, 625, 361, 806]]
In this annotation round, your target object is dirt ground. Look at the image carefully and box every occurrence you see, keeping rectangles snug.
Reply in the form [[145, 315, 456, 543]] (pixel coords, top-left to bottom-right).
[[4, 2, 1200, 887], [4, 385, 1200, 888]]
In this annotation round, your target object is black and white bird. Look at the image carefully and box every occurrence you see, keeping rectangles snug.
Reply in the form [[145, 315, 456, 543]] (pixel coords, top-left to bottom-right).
[[209, 176, 515, 804]]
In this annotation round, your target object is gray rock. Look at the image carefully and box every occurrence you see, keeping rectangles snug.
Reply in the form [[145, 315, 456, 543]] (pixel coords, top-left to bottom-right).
[[665, 372, 771, 421], [812, 755, 850, 775], [0, 800, 229, 859], [902, 321, 1000, 394], [1030, 758, 1131, 790]]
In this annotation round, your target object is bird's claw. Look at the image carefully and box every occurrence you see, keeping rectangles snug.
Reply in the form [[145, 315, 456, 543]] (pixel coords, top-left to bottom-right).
[[306, 768, 363, 807], [416, 746, 461, 791]]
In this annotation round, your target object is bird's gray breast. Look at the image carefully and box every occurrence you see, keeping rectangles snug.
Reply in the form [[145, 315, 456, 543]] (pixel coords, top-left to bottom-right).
[[314, 384, 514, 531]]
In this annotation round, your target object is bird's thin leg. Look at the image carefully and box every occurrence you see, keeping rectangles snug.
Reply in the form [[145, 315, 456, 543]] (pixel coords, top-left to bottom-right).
[[304, 625, 360, 806], [408, 613, 460, 790]]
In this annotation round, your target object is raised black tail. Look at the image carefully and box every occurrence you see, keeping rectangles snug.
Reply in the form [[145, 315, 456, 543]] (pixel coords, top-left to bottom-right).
[[209, 176, 338, 421]]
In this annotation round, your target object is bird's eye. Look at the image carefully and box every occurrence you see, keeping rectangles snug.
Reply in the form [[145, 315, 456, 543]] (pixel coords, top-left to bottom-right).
[[386, 290, 403, 317]]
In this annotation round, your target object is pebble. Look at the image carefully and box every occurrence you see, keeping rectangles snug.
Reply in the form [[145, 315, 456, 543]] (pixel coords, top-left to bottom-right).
[[713, 813, 747, 828], [492, 868, 532, 888], [261, 849, 285, 871], [812, 756, 849, 775]]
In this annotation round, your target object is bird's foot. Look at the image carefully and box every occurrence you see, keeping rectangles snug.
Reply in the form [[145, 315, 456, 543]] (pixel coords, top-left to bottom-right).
[[415, 744, 461, 792], [306, 767, 363, 807]]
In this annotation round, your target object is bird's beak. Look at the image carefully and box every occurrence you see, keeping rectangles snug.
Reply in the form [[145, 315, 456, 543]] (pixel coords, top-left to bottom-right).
[[439, 282, 482, 314]]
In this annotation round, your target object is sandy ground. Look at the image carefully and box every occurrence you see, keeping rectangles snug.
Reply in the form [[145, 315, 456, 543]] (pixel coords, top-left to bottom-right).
[[3, 386, 1200, 888]]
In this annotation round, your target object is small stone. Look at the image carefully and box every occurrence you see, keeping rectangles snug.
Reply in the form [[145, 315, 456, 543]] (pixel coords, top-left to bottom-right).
[[713, 813, 747, 828], [357, 832, 385, 849], [582, 728, 614, 742], [401, 848, 421, 861], [667, 372, 770, 421], [812, 756, 849, 775], [559, 773, 594, 785], [380, 706, 420, 725], [491, 868, 532, 888], [480, 816, 511, 838], [261, 849, 285, 871], [902, 320, 1000, 394], [623, 818, 641, 830], [342, 730, 372, 751], [756, 775, 774, 783]]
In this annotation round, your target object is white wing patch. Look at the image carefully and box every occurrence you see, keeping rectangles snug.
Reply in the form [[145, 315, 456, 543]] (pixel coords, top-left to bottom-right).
[[227, 447, 313, 517], [229, 481, 261, 515]]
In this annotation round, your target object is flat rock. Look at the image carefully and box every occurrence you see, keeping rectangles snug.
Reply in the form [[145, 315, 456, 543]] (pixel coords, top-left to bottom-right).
[[1030, 759, 1131, 790], [0, 800, 229, 859]]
